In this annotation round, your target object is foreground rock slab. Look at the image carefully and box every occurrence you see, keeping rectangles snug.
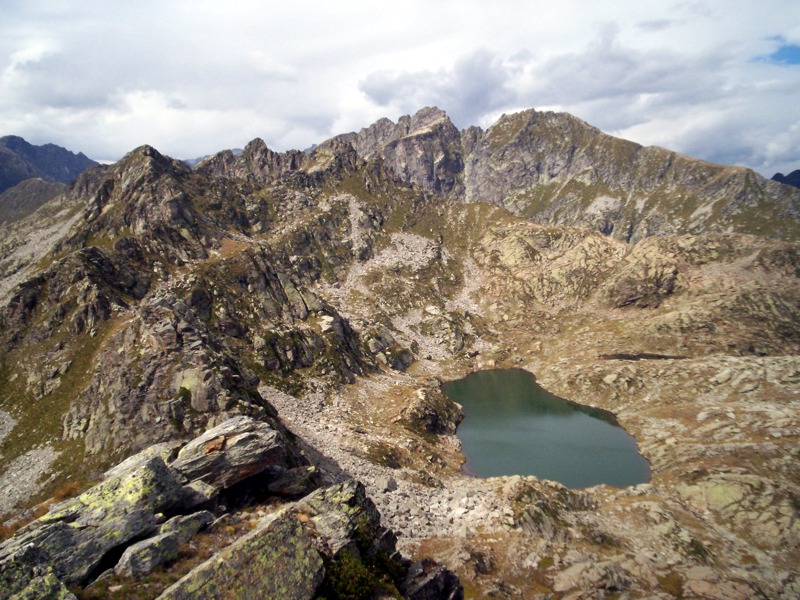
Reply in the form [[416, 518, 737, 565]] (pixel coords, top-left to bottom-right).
[[0, 455, 182, 585], [1, 415, 462, 599], [114, 532, 181, 578], [159, 505, 324, 600], [0, 416, 309, 588], [170, 415, 291, 492], [0, 545, 77, 600], [159, 480, 463, 600]]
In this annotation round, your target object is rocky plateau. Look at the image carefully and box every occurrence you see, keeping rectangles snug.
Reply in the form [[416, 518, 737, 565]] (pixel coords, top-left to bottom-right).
[[1, 106, 799, 598]]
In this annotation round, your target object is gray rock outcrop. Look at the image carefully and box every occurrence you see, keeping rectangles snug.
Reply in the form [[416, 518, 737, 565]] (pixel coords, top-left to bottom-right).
[[159, 480, 462, 600], [114, 532, 181, 577], [170, 415, 290, 491], [0, 416, 461, 598], [0, 416, 312, 587], [0, 545, 77, 600], [0, 455, 181, 584]]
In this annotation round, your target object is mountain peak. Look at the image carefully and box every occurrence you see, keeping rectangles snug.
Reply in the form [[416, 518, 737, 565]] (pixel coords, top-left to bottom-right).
[[772, 169, 800, 189], [404, 105, 451, 129], [114, 144, 189, 184], [243, 137, 269, 155], [123, 144, 171, 163], [0, 135, 28, 149]]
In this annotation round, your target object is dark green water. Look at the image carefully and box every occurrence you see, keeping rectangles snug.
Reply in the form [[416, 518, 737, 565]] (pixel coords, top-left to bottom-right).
[[442, 369, 651, 488]]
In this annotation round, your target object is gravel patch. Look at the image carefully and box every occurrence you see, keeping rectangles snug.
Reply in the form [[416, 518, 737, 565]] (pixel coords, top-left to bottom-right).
[[0, 206, 82, 304], [0, 445, 59, 518], [261, 382, 505, 552], [0, 410, 14, 446]]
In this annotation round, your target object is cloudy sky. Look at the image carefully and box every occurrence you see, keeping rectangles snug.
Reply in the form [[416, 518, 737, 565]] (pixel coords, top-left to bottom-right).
[[2, 1, 799, 176]]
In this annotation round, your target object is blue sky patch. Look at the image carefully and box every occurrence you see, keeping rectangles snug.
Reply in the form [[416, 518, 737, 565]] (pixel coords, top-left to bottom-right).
[[768, 44, 800, 64], [758, 37, 800, 65]]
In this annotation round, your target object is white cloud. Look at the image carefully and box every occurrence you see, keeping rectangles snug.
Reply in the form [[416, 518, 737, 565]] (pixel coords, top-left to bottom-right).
[[0, 0, 799, 176], [359, 49, 517, 127]]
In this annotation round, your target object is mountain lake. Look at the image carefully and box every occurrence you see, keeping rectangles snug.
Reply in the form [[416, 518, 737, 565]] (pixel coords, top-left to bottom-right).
[[442, 368, 651, 488]]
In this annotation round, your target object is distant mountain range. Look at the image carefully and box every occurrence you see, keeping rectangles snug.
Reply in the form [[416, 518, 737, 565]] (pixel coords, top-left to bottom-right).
[[0, 135, 97, 195], [772, 169, 800, 189]]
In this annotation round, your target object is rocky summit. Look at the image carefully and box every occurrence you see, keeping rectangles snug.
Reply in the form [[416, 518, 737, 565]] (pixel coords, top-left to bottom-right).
[[0, 106, 799, 599]]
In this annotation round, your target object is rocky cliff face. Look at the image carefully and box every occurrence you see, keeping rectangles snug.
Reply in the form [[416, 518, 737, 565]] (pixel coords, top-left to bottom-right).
[[1, 109, 799, 598], [465, 110, 800, 241], [0, 142, 410, 470], [348, 106, 465, 195]]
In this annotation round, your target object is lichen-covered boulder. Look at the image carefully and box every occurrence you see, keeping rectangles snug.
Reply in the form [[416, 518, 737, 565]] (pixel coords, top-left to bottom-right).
[[115, 532, 180, 577], [297, 479, 391, 558], [170, 416, 290, 491], [103, 440, 184, 480], [0, 456, 182, 584], [159, 480, 399, 600], [159, 511, 214, 543], [158, 508, 325, 600], [0, 545, 76, 600], [0, 416, 308, 589]]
